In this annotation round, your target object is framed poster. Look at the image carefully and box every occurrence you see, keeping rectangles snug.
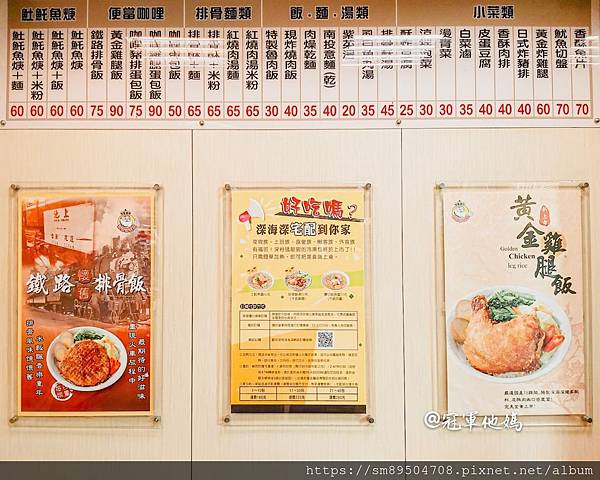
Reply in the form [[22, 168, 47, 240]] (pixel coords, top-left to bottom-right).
[[224, 185, 372, 423], [437, 183, 591, 424], [11, 186, 161, 422]]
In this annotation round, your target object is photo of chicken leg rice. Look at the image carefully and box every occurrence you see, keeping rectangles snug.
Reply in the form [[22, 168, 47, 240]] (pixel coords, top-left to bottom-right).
[[51, 329, 122, 388], [450, 289, 568, 378]]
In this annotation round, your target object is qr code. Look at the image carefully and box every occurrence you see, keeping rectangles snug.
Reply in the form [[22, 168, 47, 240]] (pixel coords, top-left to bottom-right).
[[317, 331, 334, 349]]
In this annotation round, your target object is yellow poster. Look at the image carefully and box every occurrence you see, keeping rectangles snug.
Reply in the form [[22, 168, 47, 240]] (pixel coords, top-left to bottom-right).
[[230, 187, 367, 413], [442, 185, 587, 416]]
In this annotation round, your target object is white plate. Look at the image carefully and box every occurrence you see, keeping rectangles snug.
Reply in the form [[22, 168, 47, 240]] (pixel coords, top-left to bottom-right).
[[284, 271, 312, 291], [246, 270, 274, 291], [321, 271, 350, 291], [446, 285, 572, 384], [47, 326, 127, 392]]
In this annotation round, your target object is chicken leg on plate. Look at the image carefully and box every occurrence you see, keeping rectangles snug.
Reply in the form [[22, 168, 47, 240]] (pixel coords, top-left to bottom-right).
[[463, 295, 545, 375]]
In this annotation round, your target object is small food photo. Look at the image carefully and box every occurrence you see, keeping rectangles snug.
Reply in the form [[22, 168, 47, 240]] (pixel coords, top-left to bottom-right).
[[246, 268, 274, 291], [47, 327, 127, 392], [447, 287, 571, 383], [284, 269, 312, 291], [321, 271, 350, 291]]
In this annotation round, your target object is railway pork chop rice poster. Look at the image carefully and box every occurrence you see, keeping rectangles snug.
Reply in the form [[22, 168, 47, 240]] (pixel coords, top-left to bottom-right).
[[442, 185, 586, 416], [17, 190, 155, 416], [230, 188, 368, 413]]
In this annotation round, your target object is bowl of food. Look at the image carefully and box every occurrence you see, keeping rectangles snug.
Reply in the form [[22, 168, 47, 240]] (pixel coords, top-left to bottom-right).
[[321, 271, 350, 291], [47, 326, 127, 392], [246, 270, 274, 291], [447, 286, 571, 383], [284, 270, 312, 291]]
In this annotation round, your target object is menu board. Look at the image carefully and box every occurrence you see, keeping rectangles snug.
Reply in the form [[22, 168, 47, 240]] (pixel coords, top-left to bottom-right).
[[229, 188, 368, 413], [442, 185, 587, 416], [18, 189, 155, 416], [4, 0, 595, 127]]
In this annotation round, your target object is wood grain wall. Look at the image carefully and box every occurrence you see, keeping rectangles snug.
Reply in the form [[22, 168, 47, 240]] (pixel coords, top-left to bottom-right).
[[0, 128, 598, 460], [0, 131, 192, 460], [403, 129, 600, 460]]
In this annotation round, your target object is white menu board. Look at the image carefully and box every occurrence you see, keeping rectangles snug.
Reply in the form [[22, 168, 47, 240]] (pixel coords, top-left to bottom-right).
[[2, 0, 598, 128]]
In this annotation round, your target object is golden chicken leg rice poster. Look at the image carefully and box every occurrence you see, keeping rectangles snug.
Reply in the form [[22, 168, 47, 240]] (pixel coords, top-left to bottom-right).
[[17, 190, 155, 415], [442, 185, 586, 416], [230, 188, 367, 413]]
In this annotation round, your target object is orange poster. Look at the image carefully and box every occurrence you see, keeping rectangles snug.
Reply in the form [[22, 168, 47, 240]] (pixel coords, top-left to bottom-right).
[[442, 185, 587, 417], [17, 189, 155, 416]]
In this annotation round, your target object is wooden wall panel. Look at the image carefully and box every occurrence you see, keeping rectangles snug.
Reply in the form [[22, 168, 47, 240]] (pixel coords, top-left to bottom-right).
[[1, 127, 598, 461], [403, 128, 600, 460], [192, 130, 404, 460], [0, 130, 192, 461]]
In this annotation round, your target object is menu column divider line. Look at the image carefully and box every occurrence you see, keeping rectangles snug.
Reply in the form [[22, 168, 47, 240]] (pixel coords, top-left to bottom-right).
[[512, 26, 516, 111], [551, 25, 557, 116], [85, 0, 88, 115], [532, 25, 535, 108], [492, 26, 496, 117], [569, 27, 574, 111], [182, 1, 186, 116], [400, 126, 407, 465], [395, 0, 398, 113], [189, 128, 194, 474], [261, 0, 263, 116]]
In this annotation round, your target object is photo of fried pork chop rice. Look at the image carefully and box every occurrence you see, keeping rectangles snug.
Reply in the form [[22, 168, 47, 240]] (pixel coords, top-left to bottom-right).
[[51, 329, 122, 388], [59, 340, 110, 387], [450, 289, 567, 377]]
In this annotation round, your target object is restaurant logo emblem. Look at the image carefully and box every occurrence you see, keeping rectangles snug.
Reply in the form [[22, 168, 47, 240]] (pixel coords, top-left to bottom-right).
[[451, 200, 472, 223], [51, 382, 73, 402], [117, 209, 137, 233]]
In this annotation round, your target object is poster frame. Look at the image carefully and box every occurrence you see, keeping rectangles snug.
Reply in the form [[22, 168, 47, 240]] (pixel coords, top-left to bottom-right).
[[219, 183, 375, 426], [8, 183, 164, 428], [433, 181, 593, 428]]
